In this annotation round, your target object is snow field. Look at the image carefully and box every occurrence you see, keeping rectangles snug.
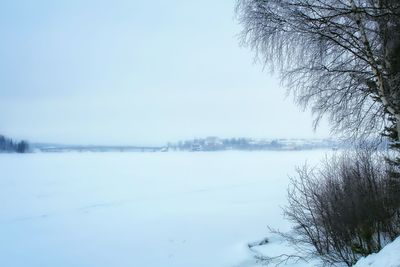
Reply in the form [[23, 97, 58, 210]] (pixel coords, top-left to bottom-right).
[[0, 151, 330, 267]]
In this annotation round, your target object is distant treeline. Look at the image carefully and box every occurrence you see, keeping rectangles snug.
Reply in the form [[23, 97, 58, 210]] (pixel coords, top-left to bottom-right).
[[168, 137, 341, 152], [0, 135, 29, 153]]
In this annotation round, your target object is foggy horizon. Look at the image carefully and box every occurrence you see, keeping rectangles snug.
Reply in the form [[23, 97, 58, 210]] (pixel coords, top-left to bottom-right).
[[26, 134, 334, 148], [0, 0, 330, 146]]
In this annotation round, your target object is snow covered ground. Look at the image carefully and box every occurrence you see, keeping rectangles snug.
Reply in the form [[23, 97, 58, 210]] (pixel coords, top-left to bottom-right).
[[353, 237, 400, 267], [0, 150, 331, 267]]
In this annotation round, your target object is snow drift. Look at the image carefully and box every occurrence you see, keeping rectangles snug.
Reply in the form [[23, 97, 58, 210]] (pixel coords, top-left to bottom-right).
[[354, 237, 400, 267]]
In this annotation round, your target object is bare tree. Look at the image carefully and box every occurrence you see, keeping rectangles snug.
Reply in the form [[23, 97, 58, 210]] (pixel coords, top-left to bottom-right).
[[236, 0, 400, 141], [278, 150, 400, 266]]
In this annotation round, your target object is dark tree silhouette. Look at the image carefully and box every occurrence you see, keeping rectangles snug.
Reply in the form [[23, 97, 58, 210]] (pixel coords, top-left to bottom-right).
[[16, 141, 29, 153], [0, 135, 29, 153]]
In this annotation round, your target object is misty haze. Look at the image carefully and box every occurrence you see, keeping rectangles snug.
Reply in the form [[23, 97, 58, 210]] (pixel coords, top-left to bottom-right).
[[1, 1, 400, 267]]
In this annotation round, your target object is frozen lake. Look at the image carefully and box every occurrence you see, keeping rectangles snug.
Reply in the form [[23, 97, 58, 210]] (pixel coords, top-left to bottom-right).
[[0, 151, 329, 267]]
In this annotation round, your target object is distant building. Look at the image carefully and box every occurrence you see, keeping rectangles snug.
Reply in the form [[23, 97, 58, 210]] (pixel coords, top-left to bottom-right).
[[204, 136, 223, 150], [191, 143, 202, 151]]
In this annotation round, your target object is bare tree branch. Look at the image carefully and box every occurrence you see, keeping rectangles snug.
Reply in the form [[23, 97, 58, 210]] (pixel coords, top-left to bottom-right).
[[236, 0, 400, 142]]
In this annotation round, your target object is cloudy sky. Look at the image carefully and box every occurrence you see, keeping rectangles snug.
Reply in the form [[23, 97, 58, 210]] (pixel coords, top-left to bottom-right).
[[0, 0, 330, 145]]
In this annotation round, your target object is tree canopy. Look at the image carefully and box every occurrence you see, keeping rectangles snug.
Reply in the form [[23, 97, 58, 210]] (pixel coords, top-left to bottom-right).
[[236, 0, 400, 140]]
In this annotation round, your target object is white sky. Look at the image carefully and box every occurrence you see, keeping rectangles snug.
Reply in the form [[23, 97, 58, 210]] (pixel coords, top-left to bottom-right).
[[0, 0, 330, 145]]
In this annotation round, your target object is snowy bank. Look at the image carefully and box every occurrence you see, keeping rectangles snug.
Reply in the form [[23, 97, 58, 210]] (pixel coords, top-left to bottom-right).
[[353, 237, 400, 267]]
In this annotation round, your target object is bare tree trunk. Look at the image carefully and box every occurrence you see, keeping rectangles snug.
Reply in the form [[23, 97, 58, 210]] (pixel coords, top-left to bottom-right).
[[351, 0, 400, 140]]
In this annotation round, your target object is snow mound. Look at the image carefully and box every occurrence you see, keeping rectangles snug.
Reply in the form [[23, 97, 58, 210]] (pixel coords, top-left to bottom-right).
[[353, 237, 400, 267]]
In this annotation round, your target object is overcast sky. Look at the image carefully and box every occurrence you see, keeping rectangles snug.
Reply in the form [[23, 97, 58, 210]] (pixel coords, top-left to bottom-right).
[[0, 0, 330, 145]]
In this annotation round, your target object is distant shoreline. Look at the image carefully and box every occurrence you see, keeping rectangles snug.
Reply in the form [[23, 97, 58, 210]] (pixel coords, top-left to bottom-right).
[[31, 140, 344, 153]]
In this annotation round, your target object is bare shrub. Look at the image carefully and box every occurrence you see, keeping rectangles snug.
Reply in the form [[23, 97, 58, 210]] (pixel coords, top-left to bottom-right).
[[281, 149, 400, 266]]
